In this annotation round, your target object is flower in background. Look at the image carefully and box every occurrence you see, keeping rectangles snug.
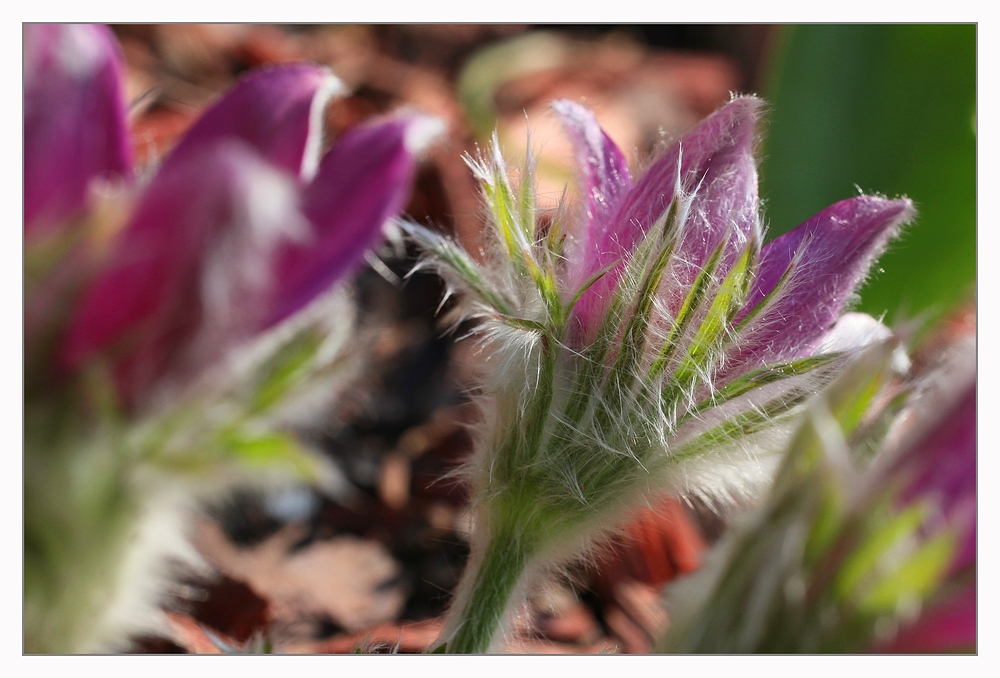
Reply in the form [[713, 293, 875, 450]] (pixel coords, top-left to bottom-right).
[[25, 24, 441, 407], [870, 340, 975, 653], [23, 23, 440, 652], [658, 336, 975, 653], [406, 95, 914, 652]]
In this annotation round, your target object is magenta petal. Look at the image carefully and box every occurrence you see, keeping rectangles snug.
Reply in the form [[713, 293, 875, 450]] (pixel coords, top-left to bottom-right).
[[570, 96, 763, 339], [610, 95, 762, 264], [898, 384, 976, 511], [166, 63, 342, 179], [552, 99, 633, 292], [894, 381, 977, 575], [24, 24, 133, 238], [727, 196, 916, 373], [62, 140, 304, 403], [267, 112, 441, 326], [874, 583, 976, 653]]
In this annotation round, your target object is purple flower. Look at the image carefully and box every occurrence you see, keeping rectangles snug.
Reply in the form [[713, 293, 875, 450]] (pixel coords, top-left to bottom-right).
[[657, 340, 976, 654], [409, 95, 915, 653], [23, 24, 441, 407], [872, 358, 976, 653], [556, 96, 914, 369], [24, 24, 133, 240]]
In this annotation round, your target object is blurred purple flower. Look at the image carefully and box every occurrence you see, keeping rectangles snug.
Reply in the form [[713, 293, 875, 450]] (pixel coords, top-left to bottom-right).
[[23, 24, 440, 406], [24, 24, 133, 239], [874, 370, 976, 653]]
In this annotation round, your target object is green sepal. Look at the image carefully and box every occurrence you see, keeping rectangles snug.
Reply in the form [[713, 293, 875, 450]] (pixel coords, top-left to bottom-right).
[[692, 353, 845, 419], [495, 313, 549, 334], [732, 257, 797, 336], [649, 236, 728, 382], [517, 143, 537, 243], [602, 201, 681, 408], [402, 222, 515, 316], [664, 238, 759, 409], [666, 387, 812, 466]]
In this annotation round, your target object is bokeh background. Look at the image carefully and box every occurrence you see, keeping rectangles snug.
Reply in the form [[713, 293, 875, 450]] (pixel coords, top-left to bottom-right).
[[115, 24, 975, 323], [103, 24, 975, 653]]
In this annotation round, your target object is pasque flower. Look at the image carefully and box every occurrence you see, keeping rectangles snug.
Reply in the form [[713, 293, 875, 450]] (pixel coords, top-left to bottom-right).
[[658, 337, 975, 653], [407, 96, 914, 652], [25, 25, 440, 407], [24, 24, 439, 652]]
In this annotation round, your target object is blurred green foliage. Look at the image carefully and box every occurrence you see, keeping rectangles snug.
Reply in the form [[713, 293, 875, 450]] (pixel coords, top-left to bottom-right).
[[760, 24, 976, 323]]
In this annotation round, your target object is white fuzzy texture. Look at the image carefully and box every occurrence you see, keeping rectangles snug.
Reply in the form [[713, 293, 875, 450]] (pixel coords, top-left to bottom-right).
[[86, 483, 206, 652]]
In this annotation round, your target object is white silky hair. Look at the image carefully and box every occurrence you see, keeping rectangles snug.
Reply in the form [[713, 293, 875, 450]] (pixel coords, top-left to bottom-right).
[[84, 482, 207, 653]]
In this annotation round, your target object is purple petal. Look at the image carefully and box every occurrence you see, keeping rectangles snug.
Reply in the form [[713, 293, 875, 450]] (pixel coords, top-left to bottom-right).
[[24, 24, 133, 239], [893, 381, 977, 575], [62, 140, 305, 403], [873, 583, 976, 653], [267, 112, 443, 326], [569, 96, 763, 341], [552, 99, 633, 292], [898, 384, 976, 511], [165, 63, 343, 179], [726, 196, 915, 374]]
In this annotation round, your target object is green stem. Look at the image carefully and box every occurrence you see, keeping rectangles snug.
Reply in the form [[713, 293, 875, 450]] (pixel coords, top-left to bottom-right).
[[445, 522, 534, 653]]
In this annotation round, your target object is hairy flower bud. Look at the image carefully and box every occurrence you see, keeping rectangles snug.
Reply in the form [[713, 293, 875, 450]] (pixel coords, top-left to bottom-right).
[[407, 96, 914, 653]]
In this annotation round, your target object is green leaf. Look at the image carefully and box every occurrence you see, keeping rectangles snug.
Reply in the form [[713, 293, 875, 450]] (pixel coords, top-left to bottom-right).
[[402, 222, 515, 315], [251, 330, 324, 414], [216, 429, 317, 479], [859, 530, 956, 614], [833, 502, 927, 602], [762, 24, 976, 321]]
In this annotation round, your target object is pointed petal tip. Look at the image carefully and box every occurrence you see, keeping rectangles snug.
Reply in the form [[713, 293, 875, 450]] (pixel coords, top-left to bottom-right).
[[550, 98, 609, 141], [270, 109, 441, 327], [723, 93, 766, 113], [317, 65, 348, 98], [728, 193, 916, 371], [829, 194, 918, 239], [880, 195, 918, 223], [230, 62, 348, 121], [699, 94, 766, 148], [168, 62, 347, 178], [550, 98, 589, 119], [301, 67, 348, 179]]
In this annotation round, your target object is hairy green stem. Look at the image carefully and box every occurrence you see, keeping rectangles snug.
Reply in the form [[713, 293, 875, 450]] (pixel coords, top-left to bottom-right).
[[445, 523, 534, 653]]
